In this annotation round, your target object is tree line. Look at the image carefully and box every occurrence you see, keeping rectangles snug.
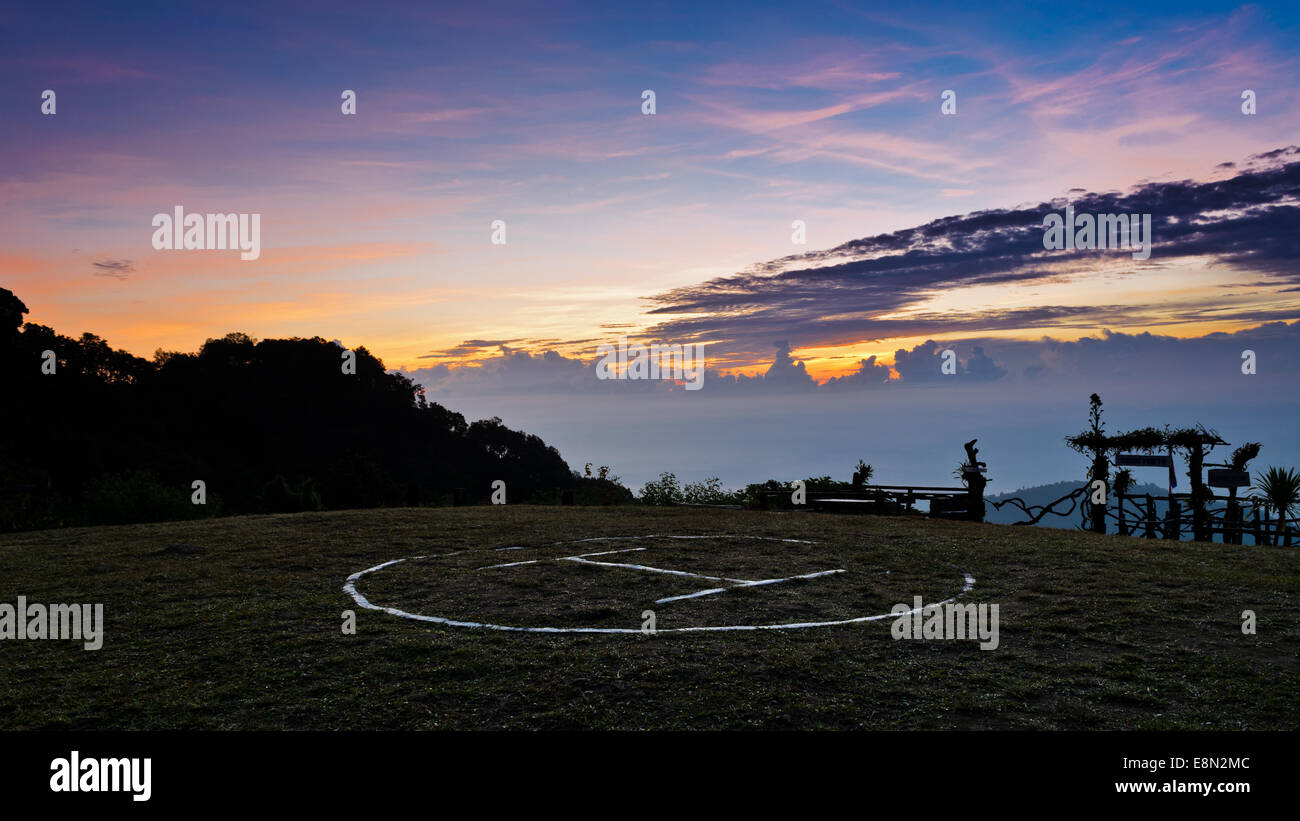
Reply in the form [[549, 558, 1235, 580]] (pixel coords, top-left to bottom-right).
[[0, 287, 630, 531]]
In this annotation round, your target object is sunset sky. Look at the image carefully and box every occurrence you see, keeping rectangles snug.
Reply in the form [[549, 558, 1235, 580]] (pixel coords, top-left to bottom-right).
[[4, 0, 1300, 490]]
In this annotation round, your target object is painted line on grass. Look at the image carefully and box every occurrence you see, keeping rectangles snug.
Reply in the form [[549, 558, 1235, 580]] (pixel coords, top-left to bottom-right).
[[343, 536, 975, 635]]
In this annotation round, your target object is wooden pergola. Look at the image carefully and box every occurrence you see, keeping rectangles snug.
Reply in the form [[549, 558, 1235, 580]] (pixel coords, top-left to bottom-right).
[[1068, 424, 1229, 541]]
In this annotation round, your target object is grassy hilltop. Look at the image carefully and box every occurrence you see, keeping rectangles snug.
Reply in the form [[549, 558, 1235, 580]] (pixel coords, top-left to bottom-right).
[[1, 506, 1295, 730]]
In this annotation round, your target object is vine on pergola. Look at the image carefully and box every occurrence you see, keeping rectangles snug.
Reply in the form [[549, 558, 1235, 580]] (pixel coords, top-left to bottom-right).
[[1064, 394, 1229, 537]]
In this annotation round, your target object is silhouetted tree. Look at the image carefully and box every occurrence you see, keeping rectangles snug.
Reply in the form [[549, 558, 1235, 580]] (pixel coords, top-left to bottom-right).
[[1065, 393, 1110, 533], [0, 287, 585, 530]]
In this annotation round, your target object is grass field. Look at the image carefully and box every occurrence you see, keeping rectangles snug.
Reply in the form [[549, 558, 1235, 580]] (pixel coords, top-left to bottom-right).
[[1, 505, 1296, 730]]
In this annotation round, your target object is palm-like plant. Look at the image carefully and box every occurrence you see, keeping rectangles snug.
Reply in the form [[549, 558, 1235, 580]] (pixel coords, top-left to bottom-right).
[[953, 461, 973, 487], [1250, 466, 1300, 539]]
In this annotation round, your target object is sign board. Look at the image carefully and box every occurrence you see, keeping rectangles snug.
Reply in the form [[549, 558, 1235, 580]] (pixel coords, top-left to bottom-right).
[[1116, 453, 1173, 468], [1207, 469, 1251, 488]]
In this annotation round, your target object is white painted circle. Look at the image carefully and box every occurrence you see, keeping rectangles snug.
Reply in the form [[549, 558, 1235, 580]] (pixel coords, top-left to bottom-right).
[[343, 534, 975, 634]]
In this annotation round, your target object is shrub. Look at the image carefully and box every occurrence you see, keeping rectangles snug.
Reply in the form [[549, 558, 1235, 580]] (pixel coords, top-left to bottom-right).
[[640, 472, 682, 505], [571, 476, 635, 505], [682, 476, 742, 505], [259, 475, 323, 513], [80, 470, 208, 525]]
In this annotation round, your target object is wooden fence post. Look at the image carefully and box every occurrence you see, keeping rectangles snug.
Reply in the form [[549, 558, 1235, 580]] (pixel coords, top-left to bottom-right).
[[1226, 501, 1240, 545], [962, 439, 987, 523], [1189, 443, 1208, 542], [1164, 499, 1180, 540]]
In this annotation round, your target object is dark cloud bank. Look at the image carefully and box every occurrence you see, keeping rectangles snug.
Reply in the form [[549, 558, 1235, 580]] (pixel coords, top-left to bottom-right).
[[638, 145, 1300, 358], [406, 146, 1300, 401]]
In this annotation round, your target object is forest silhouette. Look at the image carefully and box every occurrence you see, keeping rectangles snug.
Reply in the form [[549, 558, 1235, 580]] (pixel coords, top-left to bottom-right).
[[1, 287, 628, 531]]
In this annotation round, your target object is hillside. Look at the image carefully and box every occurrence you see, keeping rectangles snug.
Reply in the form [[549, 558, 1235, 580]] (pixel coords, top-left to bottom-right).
[[2, 506, 1295, 730]]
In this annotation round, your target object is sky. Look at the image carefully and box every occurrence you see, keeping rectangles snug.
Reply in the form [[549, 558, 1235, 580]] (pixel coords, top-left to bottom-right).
[[3, 0, 1299, 493]]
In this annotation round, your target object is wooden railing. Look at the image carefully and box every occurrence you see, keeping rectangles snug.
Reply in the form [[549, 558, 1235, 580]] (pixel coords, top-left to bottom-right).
[[1110, 492, 1296, 545]]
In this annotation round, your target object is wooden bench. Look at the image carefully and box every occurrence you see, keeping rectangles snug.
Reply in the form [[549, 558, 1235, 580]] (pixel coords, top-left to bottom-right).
[[763, 485, 978, 520]]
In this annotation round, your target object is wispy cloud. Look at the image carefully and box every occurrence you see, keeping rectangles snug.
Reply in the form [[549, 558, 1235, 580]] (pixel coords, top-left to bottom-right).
[[91, 259, 134, 279]]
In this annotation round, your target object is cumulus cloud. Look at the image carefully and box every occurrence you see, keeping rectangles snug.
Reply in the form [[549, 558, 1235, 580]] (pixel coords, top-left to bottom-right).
[[407, 336, 1011, 397], [891, 341, 1007, 383], [402, 321, 1300, 403], [759, 341, 815, 388], [820, 355, 891, 390]]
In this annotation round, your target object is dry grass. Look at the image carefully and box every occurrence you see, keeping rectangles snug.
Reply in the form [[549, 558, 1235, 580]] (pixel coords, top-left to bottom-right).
[[0, 505, 1295, 729]]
